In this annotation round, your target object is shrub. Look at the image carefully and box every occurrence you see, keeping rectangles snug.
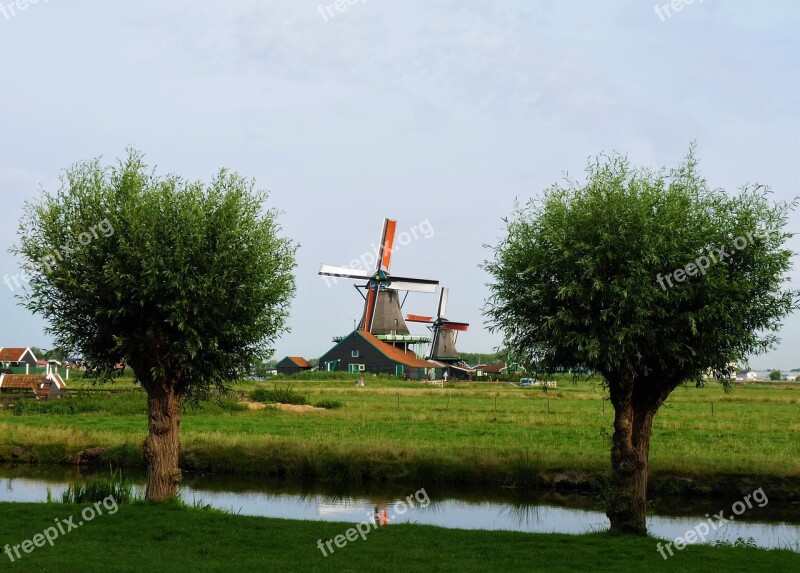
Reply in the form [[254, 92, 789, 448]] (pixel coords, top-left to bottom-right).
[[250, 384, 307, 405], [314, 400, 344, 410]]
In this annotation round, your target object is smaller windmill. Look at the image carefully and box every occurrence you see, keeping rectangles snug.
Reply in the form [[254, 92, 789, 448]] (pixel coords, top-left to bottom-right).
[[406, 287, 469, 361]]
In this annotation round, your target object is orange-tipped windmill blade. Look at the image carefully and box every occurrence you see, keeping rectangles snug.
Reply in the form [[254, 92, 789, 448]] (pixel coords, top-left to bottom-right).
[[377, 218, 397, 272], [318, 217, 438, 336], [406, 314, 434, 323]]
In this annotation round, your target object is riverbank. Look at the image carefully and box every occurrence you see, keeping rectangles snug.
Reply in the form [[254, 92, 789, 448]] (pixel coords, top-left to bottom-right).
[[0, 502, 797, 572], [1, 379, 798, 502]]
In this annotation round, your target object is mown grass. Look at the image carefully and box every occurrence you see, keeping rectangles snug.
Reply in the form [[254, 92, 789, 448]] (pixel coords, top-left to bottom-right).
[[0, 502, 797, 572], [1, 378, 799, 494]]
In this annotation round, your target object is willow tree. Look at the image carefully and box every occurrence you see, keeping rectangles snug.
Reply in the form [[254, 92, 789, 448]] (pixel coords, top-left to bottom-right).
[[14, 150, 297, 500], [484, 147, 797, 534]]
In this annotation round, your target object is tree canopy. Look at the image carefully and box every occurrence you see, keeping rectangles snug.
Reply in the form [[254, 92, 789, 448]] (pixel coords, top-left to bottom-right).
[[484, 146, 798, 534], [14, 149, 297, 499], [485, 148, 797, 385]]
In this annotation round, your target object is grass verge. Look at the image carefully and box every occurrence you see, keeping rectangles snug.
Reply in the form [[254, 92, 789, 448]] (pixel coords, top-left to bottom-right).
[[0, 502, 797, 572]]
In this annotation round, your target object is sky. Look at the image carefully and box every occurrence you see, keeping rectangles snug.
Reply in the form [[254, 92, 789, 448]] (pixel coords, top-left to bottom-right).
[[0, 0, 798, 369]]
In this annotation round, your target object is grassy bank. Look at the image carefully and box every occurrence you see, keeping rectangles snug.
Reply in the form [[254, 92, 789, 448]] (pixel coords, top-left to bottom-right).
[[1, 378, 798, 498], [0, 502, 797, 572]]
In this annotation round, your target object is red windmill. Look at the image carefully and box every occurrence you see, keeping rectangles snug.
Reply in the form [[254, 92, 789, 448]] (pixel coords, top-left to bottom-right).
[[319, 218, 439, 343]]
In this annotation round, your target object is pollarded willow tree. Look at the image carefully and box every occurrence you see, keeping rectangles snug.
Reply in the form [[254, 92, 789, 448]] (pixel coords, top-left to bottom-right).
[[14, 149, 297, 500], [483, 147, 798, 534]]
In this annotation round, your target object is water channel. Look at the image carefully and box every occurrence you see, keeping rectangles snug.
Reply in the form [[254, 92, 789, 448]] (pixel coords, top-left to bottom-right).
[[1, 466, 797, 551]]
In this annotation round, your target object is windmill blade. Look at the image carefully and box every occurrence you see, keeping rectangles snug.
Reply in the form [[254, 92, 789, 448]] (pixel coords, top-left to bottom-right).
[[438, 287, 449, 319], [406, 314, 434, 323], [362, 287, 379, 332], [442, 321, 469, 332], [376, 218, 397, 273], [386, 274, 438, 286], [319, 264, 371, 280], [387, 281, 438, 293]]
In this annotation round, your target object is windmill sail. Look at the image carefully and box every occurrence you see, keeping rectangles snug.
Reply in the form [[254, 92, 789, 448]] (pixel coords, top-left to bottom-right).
[[407, 287, 469, 360], [319, 218, 438, 337]]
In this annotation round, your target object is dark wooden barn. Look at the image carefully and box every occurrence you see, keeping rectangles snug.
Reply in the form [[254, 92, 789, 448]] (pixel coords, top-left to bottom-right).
[[318, 330, 440, 380], [275, 356, 313, 376]]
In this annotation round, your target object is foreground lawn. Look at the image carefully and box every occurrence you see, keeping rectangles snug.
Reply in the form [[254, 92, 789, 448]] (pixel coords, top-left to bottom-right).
[[1, 378, 799, 491], [0, 502, 797, 572]]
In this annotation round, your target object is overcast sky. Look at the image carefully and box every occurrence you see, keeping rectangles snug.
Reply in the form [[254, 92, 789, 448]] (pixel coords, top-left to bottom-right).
[[1, 0, 798, 369]]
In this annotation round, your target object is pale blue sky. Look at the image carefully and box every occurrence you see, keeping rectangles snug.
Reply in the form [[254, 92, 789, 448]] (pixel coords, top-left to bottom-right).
[[1, 0, 798, 368]]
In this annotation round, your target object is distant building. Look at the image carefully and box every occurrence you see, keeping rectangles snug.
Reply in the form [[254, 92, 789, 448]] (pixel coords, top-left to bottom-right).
[[0, 372, 66, 400], [473, 363, 505, 380], [0, 347, 38, 368], [275, 356, 313, 376], [429, 359, 473, 381], [318, 330, 440, 380]]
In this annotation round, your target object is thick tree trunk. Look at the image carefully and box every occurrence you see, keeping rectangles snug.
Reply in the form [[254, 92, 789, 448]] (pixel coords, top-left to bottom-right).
[[143, 383, 182, 501], [606, 372, 664, 535]]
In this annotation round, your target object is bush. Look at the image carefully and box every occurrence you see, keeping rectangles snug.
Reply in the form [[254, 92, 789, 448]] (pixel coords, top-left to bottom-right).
[[250, 384, 307, 405], [314, 400, 344, 410]]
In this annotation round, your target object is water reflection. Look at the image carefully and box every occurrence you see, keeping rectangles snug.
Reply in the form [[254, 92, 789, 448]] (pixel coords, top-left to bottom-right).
[[0, 466, 797, 551]]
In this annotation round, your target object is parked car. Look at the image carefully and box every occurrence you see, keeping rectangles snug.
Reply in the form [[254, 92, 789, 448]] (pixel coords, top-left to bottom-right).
[[519, 378, 536, 387]]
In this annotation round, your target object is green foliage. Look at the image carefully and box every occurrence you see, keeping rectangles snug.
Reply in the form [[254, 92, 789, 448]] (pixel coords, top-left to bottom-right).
[[484, 146, 799, 384], [250, 362, 276, 378], [195, 395, 249, 413], [770, 370, 782, 381], [714, 537, 758, 549], [313, 399, 344, 410], [13, 149, 297, 397], [12, 392, 146, 416], [250, 384, 307, 405], [10, 391, 245, 416], [458, 352, 507, 366], [59, 468, 138, 504]]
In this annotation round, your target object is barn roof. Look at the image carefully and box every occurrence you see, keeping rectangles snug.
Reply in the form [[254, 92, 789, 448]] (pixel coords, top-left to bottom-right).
[[430, 360, 474, 373], [0, 347, 37, 363], [286, 356, 312, 368], [0, 372, 66, 390], [476, 363, 505, 373], [356, 331, 438, 369], [0, 374, 43, 389]]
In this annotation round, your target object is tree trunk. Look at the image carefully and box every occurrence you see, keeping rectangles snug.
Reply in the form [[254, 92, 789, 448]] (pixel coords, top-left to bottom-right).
[[143, 383, 182, 501], [606, 373, 661, 535]]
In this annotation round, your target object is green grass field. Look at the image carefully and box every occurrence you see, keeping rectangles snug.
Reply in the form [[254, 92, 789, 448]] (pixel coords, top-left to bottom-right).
[[1, 377, 799, 495], [0, 502, 797, 572]]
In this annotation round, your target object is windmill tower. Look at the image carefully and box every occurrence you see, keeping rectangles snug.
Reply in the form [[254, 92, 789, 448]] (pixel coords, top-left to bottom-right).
[[319, 218, 438, 351], [406, 287, 469, 361]]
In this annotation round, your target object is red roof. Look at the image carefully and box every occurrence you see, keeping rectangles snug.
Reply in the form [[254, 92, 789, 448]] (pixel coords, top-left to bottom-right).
[[287, 356, 312, 368], [0, 348, 36, 362], [0, 374, 44, 389], [357, 331, 439, 369], [477, 363, 505, 373]]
